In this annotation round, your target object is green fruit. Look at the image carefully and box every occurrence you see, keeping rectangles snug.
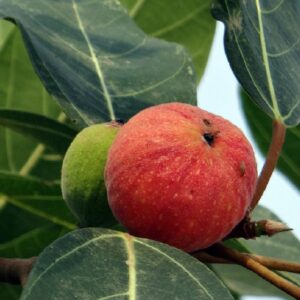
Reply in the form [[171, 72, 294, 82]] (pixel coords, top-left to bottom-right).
[[61, 122, 120, 227]]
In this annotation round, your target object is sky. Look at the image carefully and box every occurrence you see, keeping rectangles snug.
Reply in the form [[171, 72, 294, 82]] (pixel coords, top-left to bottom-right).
[[197, 23, 300, 300]]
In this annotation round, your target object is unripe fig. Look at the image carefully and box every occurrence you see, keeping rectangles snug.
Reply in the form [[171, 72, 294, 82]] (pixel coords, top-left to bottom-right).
[[62, 122, 120, 227], [105, 103, 257, 252]]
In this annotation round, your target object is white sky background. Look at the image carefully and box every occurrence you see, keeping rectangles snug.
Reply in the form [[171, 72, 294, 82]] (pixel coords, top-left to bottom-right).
[[197, 23, 300, 300]]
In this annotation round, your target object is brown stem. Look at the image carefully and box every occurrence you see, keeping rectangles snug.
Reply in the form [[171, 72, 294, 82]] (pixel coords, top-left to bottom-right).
[[208, 244, 300, 298], [0, 257, 36, 287], [226, 218, 292, 240], [194, 252, 300, 273], [250, 255, 300, 273], [250, 120, 286, 211]]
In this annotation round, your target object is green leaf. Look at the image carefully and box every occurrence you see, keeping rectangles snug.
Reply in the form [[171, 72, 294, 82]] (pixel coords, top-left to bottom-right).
[[0, 109, 77, 154], [0, 0, 197, 128], [0, 19, 14, 49], [0, 172, 76, 244], [0, 225, 68, 300], [21, 228, 233, 300], [121, 0, 216, 80], [0, 225, 68, 258], [0, 25, 64, 179], [213, 206, 300, 299], [0, 284, 21, 300], [0, 173, 75, 300], [241, 90, 300, 190], [212, 1, 300, 127]]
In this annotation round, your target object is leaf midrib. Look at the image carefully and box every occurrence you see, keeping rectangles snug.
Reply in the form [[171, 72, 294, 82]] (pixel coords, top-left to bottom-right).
[[255, 0, 281, 121], [122, 234, 136, 300], [71, 0, 116, 121], [224, 0, 273, 115], [136, 240, 214, 299]]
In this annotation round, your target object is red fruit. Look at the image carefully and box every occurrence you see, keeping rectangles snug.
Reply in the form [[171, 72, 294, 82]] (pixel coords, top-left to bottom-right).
[[105, 103, 257, 252]]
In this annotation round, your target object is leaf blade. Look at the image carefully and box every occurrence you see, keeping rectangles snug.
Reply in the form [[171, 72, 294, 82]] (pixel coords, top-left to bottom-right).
[[0, 109, 77, 154], [21, 228, 234, 300], [0, 25, 64, 179], [0, 171, 76, 244], [121, 0, 216, 80], [212, 0, 300, 126], [0, 0, 198, 127]]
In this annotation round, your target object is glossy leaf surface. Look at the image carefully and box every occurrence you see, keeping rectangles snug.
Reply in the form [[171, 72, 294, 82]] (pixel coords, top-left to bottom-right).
[[213, 1, 300, 126], [22, 228, 233, 300], [0, 0, 197, 127], [121, 0, 216, 80]]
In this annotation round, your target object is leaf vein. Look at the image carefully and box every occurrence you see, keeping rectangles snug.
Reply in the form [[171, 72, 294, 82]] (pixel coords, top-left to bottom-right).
[[3, 195, 76, 230], [22, 233, 121, 298], [151, 3, 208, 37], [255, 0, 281, 120], [98, 292, 129, 300], [113, 49, 188, 98], [261, 0, 284, 14], [268, 36, 300, 58], [135, 240, 214, 299], [129, 0, 146, 18]]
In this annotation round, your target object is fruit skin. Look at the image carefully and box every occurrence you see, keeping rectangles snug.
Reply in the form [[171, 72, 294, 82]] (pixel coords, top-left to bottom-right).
[[62, 123, 120, 227], [105, 103, 257, 252]]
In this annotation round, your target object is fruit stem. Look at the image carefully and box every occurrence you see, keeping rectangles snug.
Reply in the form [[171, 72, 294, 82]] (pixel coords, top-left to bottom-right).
[[194, 251, 300, 273], [225, 218, 292, 240], [206, 243, 300, 298], [250, 120, 286, 211], [0, 257, 36, 286]]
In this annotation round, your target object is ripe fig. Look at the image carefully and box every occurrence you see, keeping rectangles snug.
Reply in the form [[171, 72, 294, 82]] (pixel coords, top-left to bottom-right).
[[105, 103, 257, 252]]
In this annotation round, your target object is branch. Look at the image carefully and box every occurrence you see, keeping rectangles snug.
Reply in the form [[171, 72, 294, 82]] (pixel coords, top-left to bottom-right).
[[0, 257, 36, 287], [207, 243, 300, 299], [193, 252, 300, 273], [250, 255, 300, 273], [250, 120, 286, 211]]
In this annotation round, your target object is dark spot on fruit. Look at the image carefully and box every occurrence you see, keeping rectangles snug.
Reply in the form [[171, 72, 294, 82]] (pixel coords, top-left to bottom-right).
[[203, 132, 215, 146], [203, 119, 211, 126], [190, 189, 194, 194], [239, 161, 246, 176]]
